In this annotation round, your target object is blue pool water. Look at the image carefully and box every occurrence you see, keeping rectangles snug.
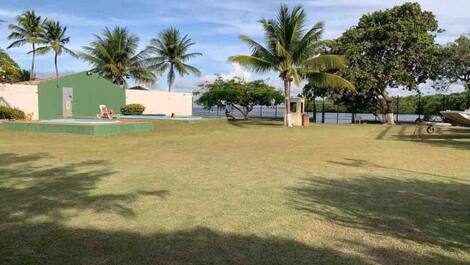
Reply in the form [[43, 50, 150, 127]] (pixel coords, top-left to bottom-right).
[[41, 118, 119, 124], [119, 115, 202, 121]]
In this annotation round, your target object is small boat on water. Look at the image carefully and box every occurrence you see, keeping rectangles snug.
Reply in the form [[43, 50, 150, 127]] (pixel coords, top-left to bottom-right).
[[440, 109, 470, 126]]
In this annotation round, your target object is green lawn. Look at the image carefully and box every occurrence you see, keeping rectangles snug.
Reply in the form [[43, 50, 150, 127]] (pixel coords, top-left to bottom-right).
[[0, 119, 469, 265]]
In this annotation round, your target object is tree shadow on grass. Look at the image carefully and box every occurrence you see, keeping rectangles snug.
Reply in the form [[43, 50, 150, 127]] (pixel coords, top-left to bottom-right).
[[0, 152, 169, 223], [377, 125, 470, 150], [287, 176, 470, 252], [340, 239, 469, 265], [0, 224, 373, 265], [226, 118, 284, 128], [0, 155, 371, 265], [327, 158, 467, 181]]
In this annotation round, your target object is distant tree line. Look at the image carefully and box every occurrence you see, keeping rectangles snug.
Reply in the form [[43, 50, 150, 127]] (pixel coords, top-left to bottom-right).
[[306, 91, 470, 119]]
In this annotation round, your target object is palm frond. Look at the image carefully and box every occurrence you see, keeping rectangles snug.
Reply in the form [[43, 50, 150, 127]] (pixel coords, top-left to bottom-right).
[[306, 72, 355, 91], [304, 55, 348, 72], [228, 55, 273, 73], [181, 63, 201, 76]]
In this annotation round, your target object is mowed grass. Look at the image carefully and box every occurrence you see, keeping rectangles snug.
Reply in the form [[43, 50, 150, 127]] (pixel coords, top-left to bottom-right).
[[0, 119, 469, 265]]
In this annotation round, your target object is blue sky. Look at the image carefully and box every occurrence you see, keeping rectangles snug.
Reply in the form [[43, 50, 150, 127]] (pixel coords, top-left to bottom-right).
[[1, 0, 470, 94]]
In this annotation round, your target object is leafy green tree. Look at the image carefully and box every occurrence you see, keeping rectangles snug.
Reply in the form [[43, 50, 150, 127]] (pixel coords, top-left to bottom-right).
[[0, 50, 21, 82], [7, 10, 44, 80], [441, 36, 470, 90], [16, 69, 31, 81], [229, 4, 353, 126], [334, 2, 441, 124], [35, 20, 77, 79], [0, 50, 30, 82], [196, 77, 284, 120], [80, 27, 154, 86], [303, 84, 330, 123], [142, 27, 202, 92], [438, 35, 470, 107]]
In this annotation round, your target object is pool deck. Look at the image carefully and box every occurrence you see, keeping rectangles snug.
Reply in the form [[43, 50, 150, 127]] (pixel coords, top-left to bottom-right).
[[118, 115, 202, 122], [3, 120, 154, 136]]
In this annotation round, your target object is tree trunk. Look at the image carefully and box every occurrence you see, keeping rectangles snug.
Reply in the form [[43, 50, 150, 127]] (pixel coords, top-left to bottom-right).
[[54, 53, 59, 79], [31, 43, 36, 80], [168, 64, 174, 92], [242, 106, 251, 120], [283, 78, 291, 126], [380, 91, 395, 125]]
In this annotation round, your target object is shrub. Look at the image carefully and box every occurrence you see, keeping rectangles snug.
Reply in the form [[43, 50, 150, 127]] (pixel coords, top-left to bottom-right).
[[0, 106, 26, 120], [120, 104, 145, 115]]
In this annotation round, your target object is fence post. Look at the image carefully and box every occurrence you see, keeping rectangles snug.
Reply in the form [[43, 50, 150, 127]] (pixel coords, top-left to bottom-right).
[[351, 106, 356, 124], [336, 105, 339, 124], [321, 98, 325, 123], [260, 106, 262, 117], [275, 105, 278, 118], [312, 100, 316, 123], [396, 95, 399, 123]]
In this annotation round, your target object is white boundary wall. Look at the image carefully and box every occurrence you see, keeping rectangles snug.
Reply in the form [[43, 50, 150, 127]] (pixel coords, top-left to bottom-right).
[[0, 84, 39, 120], [125, 90, 192, 116]]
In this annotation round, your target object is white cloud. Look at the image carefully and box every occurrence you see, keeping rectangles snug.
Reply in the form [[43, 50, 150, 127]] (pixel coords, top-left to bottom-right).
[[202, 63, 252, 82]]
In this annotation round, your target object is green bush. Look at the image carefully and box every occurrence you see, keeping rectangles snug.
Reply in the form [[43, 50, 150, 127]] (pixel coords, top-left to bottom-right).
[[0, 106, 26, 120], [120, 104, 145, 115]]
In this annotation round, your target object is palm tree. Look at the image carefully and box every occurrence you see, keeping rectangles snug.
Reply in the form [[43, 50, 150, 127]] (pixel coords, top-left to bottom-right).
[[7, 10, 44, 80], [35, 20, 77, 79], [142, 27, 202, 92], [229, 4, 353, 126], [80, 27, 154, 86]]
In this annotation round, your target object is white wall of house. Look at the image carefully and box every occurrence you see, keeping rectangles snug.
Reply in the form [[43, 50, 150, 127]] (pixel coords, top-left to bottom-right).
[[0, 84, 39, 120], [125, 90, 193, 116]]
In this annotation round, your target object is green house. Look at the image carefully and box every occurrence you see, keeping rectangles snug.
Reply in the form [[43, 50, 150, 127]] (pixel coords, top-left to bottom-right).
[[38, 72, 125, 120]]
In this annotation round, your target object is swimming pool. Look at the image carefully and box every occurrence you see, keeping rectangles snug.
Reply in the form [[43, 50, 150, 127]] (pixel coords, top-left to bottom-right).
[[40, 118, 119, 124], [119, 115, 202, 121]]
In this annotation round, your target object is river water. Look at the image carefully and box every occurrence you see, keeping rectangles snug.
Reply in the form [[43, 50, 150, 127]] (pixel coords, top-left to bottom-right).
[[193, 106, 422, 124]]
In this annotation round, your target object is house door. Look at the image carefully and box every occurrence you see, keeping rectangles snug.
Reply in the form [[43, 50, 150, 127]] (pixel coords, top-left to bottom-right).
[[62, 87, 73, 117]]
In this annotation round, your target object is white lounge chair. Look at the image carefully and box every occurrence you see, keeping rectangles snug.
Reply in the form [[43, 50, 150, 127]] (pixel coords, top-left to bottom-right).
[[96, 105, 116, 119]]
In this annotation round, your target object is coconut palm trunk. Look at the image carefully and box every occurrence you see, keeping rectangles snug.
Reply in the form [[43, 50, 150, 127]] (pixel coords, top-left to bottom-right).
[[168, 63, 174, 92], [31, 43, 36, 79], [54, 52, 58, 78], [283, 78, 290, 126]]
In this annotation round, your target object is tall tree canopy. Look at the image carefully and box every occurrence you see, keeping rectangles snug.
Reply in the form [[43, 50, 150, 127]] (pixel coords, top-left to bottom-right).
[[196, 77, 284, 120], [7, 10, 44, 80], [229, 4, 353, 126], [142, 27, 202, 92], [80, 27, 154, 86], [36, 20, 77, 78], [439, 36, 470, 91], [334, 2, 441, 124]]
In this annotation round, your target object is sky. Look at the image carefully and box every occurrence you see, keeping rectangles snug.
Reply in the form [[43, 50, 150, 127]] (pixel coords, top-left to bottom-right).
[[1, 0, 470, 95]]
